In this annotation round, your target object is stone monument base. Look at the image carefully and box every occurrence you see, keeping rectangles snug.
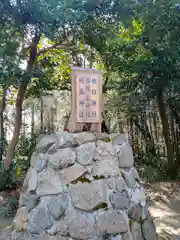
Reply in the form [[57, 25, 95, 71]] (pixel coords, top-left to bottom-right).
[[12, 132, 157, 240]]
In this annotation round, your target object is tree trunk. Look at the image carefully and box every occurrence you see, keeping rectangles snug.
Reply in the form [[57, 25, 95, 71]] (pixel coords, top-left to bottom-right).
[[5, 33, 40, 169], [0, 85, 7, 162], [156, 91, 175, 174], [167, 99, 180, 130], [40, 97, 44, 133], [133, 117, 156, 156], [31, 102, 35, 136]]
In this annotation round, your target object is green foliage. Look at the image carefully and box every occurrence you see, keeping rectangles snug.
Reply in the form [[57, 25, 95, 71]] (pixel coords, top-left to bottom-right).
[[0, 195, 18, 218], [0, 134, 37, 190], [0, 0, 180, 184]]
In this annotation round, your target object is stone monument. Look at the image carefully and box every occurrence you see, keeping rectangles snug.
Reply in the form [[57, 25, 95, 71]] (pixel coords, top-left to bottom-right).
[[11, 67, 157, 240], [68, 67, 103, 133]]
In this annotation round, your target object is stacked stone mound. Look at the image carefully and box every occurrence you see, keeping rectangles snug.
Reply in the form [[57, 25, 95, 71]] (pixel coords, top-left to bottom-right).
[[12, 132, 157, 240]]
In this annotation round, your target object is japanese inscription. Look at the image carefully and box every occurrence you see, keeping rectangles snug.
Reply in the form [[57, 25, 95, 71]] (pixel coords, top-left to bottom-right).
[[76, 73, 101, 123]]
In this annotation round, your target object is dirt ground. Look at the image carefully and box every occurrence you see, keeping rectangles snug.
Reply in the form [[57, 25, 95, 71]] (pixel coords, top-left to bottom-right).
[[144, 182, 180, 239], [0, 182, 180, 239]]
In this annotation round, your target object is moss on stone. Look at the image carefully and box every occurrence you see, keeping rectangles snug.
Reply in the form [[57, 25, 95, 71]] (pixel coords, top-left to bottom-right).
[[93, 175, 105, 180], [101, 137, 111, 142], [92, 202, 108, 211], [70, 176, 91, 184]]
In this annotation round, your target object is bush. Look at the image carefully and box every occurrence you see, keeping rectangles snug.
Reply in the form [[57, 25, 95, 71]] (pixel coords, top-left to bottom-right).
[[134, 148, 179, 182], [0, 133, 37, 190], [0, 195, 19, 218]]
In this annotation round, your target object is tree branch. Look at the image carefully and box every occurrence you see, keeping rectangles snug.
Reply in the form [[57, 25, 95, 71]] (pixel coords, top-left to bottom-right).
[[38, 43, 76, 55]]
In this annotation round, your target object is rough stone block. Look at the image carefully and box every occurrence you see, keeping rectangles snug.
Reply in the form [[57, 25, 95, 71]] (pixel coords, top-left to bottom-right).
[[92, 158, 119, 178], [121, 168, 139, 188], [48, 148, 76, 169], [56, 132, 78, 148], [111, 134, 127, 145], [94, 140, 116, 161], [142, 215, 157, 240], [28, 168, 38, 192], [131, 186, 146, 207], [74, 132, 96, 144], [59, 163, 87, 183], [111, 235, 122, 240], [47, 192, 69, 220], [13, 207, 28, 232], [96, 209, 128, 235], [19, 192, 39, 212], [38, 233, 71, 240], [36, 167, 64, 197], [69, 180, 108, 211], [110, 190, 130, 210], [36, 135, 56, 153], [35, 153, 47, 172], [76, 142, 96, 166], [28, 198, 53, 234], [67, 209, 96, 239], [130, 222, 143, 240], [117, 144, 134, 168], [128, 204, 142, 221], [30, 152, 38, 168]]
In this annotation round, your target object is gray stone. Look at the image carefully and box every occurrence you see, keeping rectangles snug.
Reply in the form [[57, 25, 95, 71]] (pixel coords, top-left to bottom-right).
[[48, 143, 57, 154], [69, 180, 108, 211], [107, 176, 127, 191], [38, 233, 70, 240], [67, 209, 96, 239], [30, 152, 38, 168], [117, 143, 134, 168], [94, 140, 116, 161], [121, 168, 139, 188], [11, 231, 38, 240], [36, 166, 65, 197], [95, 132, 110, 141], [36, 135, 57, 153], [109, 190, 130, 210], [28, 168, 38, 192], [56, 131, 78, 148], [128, 204, 142, 221], [76, 142, 96, 166], [111, 235, 122, 240], [20, 193, 39, 212], [46, 224, 57, 235], [122, 231, 133, 240], [111, 134, 127, 145], [54, 217, 68, 236], [131, 186, 146, 207], [26, 194, 39, 212], [142, 204, 149, 220], [0, 226, 12, 240], [48, 192, 69, 220], [130, 222, 143, 240], [59, 163, 87, 183], [142, 215, 157, 240], [13, 207, 28, 232], [28, 198, 53, 234], [116, 177, 128, 191], [19, 169, 32, 206], [35, 154, 47, 172], [11, 231, 29, 240], [96, 209, 128, 235], [92, 158, 119, 178], [48, 148, 76, 169], [74, 132, 96, 144]]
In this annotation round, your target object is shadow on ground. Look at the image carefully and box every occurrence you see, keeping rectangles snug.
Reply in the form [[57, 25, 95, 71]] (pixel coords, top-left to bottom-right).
[[144, 182, 180, 240]]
